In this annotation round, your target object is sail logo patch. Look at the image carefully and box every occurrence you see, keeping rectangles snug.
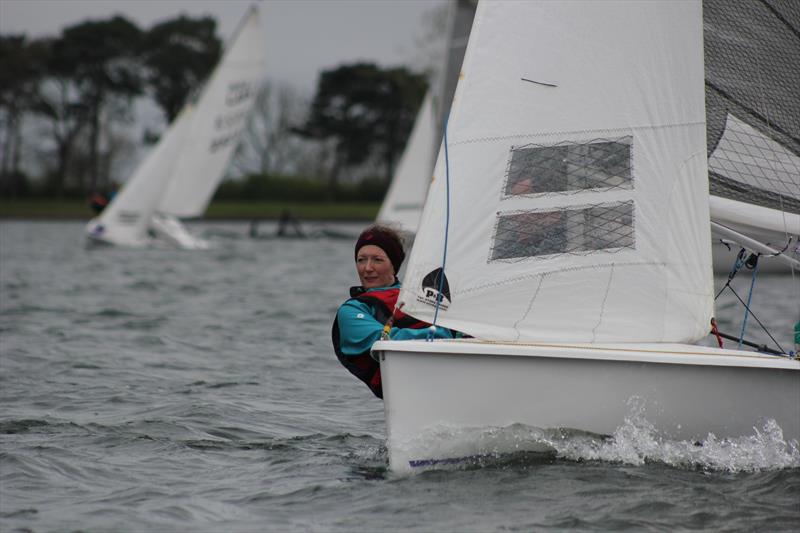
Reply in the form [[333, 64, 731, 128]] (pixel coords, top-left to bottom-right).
[[416, 268, 451, 311]]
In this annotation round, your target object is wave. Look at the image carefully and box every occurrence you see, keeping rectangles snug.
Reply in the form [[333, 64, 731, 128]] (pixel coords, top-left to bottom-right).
[[395, 402, 800, 474]]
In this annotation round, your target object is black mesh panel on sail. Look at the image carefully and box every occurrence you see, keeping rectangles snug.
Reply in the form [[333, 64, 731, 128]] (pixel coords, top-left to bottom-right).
[[490, 202, 635, 262], [502, 138, 632, 197], [491, 138, 635, 262]]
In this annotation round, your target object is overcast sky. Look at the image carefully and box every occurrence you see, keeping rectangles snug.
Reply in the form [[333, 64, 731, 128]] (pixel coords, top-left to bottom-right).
[[0, 0, 447, 95]]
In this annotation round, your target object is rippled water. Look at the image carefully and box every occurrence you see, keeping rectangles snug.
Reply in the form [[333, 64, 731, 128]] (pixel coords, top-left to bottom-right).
[[1, 220, 798, 532]]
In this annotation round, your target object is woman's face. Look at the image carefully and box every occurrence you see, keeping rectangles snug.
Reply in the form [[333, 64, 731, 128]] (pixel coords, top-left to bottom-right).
[[356, 245, 395, 288]]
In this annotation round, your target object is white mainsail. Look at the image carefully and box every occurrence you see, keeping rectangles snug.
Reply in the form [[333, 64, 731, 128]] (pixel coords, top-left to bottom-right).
[[86, 6, 265, 248], [398, 0, 712, 343]]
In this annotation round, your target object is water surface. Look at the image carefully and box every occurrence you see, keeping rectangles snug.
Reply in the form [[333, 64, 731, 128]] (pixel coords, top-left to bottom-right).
[[1, 220, 798, 531]]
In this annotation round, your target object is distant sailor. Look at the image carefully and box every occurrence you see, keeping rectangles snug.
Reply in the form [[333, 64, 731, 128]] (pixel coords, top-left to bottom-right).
[[332, 225, 455, 398], [276, 210, 305, 238], [88, 192, 109, 214]]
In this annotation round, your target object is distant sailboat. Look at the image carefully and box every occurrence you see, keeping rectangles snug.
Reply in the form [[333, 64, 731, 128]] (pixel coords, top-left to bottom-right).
[[86, 6, 266, 248], [372, 0, 799, 473], [376, 0, 477, 234], [375, 92, 437, 234]]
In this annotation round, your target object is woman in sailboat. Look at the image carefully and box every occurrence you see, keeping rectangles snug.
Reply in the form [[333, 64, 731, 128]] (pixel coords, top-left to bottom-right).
[[332, 225, 456, 398]]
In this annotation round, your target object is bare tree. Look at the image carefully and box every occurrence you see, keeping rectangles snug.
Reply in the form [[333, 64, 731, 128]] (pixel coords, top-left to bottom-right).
[[410, 2, 450, 78], [34, 73, 89, 195], [230, 80, 315, 178], [56, 16, 144, 194], [0, 35, 48, 196]]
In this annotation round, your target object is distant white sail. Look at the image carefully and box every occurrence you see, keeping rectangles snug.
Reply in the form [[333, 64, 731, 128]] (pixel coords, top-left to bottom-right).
[[158, 7, 265, 218], [376, 0, 477, 234], [87, 6, 265, 248], [86, 105, 195, 247], [375, 92, 436, 233]]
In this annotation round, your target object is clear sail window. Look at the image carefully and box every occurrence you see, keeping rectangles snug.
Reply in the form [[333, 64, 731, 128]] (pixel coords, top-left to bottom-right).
[[504, 137, 633, 196], [490, 201, 635, 261]]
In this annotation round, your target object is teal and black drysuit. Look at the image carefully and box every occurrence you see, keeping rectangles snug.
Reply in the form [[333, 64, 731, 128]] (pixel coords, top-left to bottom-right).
[[332, 283, 455, 398]]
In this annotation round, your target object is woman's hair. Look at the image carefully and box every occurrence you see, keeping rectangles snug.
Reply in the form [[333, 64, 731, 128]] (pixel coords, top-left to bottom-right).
[[354, 224, 406, 274]]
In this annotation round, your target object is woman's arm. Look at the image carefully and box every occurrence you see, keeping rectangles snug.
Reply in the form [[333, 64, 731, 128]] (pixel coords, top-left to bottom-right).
[[337, 300, 455, 355], [336, 300, 386, 356], [390, 326, 454, 341]]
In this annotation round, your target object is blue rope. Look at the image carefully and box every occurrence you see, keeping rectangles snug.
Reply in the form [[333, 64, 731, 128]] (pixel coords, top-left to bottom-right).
[[729, 248, 747, 280], [427, 116, 452, 341], [738, 255, 760, 350]]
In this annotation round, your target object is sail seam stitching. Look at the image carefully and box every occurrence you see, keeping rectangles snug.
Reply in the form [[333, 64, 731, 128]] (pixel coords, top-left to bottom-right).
[[456, 261, 666, 296], [447, 122, 705, 147], [591, 264, 615, 343], [512, 273, 546, 342]]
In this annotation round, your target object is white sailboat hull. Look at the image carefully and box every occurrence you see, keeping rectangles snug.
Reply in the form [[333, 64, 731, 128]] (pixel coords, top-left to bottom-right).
[[373, 339, 800, 473], [86, 213, 209, 250]]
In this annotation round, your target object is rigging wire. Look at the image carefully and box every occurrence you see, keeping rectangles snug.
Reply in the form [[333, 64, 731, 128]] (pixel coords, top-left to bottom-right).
[[715, 248, 787, 354], [738, 254, 760, 350], [726, 282, 786, 354], [753, 56, 800, 345], [427, 115, 451, 341]]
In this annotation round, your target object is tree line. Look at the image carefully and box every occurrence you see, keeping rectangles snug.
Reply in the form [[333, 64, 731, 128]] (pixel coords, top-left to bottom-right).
[[0, 13, 429, 203]]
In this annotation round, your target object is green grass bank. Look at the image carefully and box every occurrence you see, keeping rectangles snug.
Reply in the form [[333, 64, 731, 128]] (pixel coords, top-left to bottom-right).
[[0, 199, 379, 221]]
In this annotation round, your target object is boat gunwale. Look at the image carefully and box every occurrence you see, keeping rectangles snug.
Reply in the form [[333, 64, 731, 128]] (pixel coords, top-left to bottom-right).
[[372, 339, 799, 370]]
